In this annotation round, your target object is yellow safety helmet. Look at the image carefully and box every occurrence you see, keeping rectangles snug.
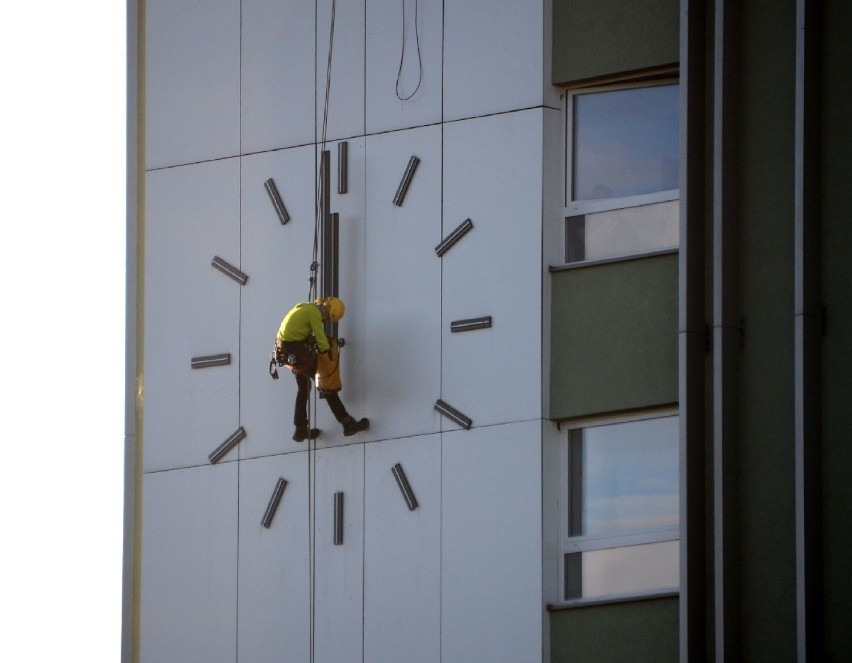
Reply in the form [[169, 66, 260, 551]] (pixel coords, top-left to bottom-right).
[[316, 296, 345, 322]]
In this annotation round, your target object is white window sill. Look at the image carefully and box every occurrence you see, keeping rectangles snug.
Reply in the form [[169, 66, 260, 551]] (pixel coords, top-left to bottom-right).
[[549, 247, 679, 272], [547, 587, 679, 612]]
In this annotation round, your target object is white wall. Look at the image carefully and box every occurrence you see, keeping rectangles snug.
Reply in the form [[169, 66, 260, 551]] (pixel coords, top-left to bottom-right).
[[316, 0, 365, 142], [140, 465, 238, 663], [237, 453, 311, 662], [441, 110, 544, 428], [442, 420, 544, 662], [366, 0, 444, 133], [242, 0, 316, 153], [145, 0, 240, 168], [313, 444, 365, 663], [364, 435, 442, 663], [137, 1, 551, 661], [143, 160, 240, 472], [364, 124, 443, 441], [443, 0, 547, 121]]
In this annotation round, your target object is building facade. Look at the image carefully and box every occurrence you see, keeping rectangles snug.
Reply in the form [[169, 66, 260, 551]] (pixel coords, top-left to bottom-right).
[[125, 0, 852, 661]]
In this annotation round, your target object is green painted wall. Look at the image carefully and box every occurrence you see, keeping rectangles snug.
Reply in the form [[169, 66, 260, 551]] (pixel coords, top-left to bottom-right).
[[550, 253, 678, 421], [550, 596, 678, 662], [821, 0, 852, 656], [552, 0, 679, 85]]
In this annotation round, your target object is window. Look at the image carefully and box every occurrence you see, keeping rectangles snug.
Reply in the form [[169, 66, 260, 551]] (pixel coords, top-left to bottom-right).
[[559, 413, 679, 601], [564, 81, 680, 264]]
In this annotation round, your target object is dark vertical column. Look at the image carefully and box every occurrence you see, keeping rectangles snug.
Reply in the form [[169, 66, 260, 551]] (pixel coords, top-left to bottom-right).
[[679, 0, 708, 659], [319, 149, 339, 337], [794, 0, 823, 658], [320, 149, 332, 298], [713, 0, 741, 658], [338, 141, 348, 194]]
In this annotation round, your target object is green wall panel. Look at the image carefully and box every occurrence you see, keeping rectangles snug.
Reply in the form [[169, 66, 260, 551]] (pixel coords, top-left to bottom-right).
[[550, 253, 678, 421], [550, 596, 678, 662], [552, 0, 679, 85]]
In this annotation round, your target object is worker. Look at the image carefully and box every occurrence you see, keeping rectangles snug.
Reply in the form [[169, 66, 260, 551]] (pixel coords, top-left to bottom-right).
[[276, 296, 369, 442]]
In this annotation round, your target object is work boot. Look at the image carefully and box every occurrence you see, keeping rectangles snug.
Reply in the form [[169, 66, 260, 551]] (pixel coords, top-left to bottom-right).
[[293, 427, 321, 442], [342, 416, 369, 437]]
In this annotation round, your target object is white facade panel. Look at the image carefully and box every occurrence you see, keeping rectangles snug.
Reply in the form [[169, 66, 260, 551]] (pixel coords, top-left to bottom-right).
[[145, 0, 240, 168], [364, 435, 441, 663], [239, 146, 319, 458], [443, 0, 545, 121], [366, 0, 443, 134], [441, 420, 543, 663], [316, 0, 365, 143], [238, 453, 310, 663], [140, 464, 238, 663], [241, 0, 315, 153], [144, 160, 240, 472], [364, 125, 443, 441], [314, 444, 365, 663], [441, 111, 543, 428]]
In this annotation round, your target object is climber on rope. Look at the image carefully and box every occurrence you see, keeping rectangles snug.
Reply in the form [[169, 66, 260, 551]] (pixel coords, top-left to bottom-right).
[[272, 296, 369, 442]]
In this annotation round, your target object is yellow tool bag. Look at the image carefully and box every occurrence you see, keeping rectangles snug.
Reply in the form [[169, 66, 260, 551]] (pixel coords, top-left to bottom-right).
[[315, 337, 342, 394]]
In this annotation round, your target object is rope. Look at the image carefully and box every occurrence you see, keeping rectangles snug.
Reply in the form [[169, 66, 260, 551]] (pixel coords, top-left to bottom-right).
[[309, 4, 336, 663], [310, 0, 338, 302], [395, 0, 422, 101]]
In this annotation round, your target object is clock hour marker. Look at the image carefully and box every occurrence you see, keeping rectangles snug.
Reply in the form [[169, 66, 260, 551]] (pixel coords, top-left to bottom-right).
[[264, 177, 291, 224], [435, 218, 474, 257], [211, 256, 248, 285], [191, 353, 231, 369], [333, 492, 344, 545], [261, 477, 288, 528], [393, 155, 420, 206], [450, 316, 493, 333], [338, 141, 348, 194], [391, 463, 418, 511], [208, 427, 246, 464], [434, 399, 472, 430]]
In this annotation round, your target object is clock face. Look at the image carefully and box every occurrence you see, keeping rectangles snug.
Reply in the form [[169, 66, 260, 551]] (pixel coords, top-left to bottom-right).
[[185, 141, 487, 529]]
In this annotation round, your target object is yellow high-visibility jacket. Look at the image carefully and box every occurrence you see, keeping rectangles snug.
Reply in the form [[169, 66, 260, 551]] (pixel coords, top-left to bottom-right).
[[277, 302, 330, 353]]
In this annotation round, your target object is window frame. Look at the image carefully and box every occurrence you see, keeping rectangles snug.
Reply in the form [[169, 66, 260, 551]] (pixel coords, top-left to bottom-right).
[[557, 409, 680, 604], [562, 78, 680, 264]]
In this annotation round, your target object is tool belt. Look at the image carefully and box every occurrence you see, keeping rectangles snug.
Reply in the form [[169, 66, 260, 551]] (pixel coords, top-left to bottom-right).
[[269, 339, 317, 380], [269, 337, 344, 396]]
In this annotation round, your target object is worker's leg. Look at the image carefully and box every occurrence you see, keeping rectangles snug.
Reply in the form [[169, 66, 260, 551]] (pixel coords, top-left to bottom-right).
[[293, 372, 311, 428], [322, 391, 349, 422], [292, 372, 321, 442], [322, 391, 370, 436]]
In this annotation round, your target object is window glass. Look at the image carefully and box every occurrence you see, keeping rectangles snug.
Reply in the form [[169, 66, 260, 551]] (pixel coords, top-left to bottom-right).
[[565, 199, 679, 264], [561, 414, 679, 601], [575, 416, 679, 538], [572, 84, 679, 202], [564, 540, 679, 600]]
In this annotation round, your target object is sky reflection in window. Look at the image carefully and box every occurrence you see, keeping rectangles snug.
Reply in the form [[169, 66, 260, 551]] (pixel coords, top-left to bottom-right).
[[580, 416, 679, 537], [572, 84, 680, 201]]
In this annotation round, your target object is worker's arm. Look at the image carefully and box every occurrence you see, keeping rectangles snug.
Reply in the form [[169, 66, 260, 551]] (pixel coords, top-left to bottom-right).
[[307, 305, 331, 353]]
